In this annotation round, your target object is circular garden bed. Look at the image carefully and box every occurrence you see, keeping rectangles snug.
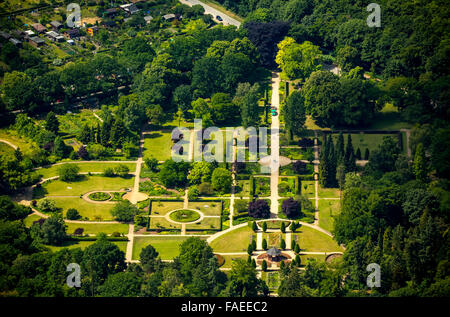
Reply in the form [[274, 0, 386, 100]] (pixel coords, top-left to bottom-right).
[[169, 209, 201, 223], [88, 192, 111, 201]]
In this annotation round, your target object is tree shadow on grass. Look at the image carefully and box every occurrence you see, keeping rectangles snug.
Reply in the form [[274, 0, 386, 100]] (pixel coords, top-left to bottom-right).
[[62, 174, 88, 183], [32, 185, 48, 199], [144, 132, 163, 139]]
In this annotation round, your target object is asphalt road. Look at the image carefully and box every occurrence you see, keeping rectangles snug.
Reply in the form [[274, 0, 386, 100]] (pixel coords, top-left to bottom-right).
[[179, 0, 241, 27]]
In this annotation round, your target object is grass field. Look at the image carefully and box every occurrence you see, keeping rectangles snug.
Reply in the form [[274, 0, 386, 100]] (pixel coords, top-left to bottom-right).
[[367, 103, 412, 130], [331, 133, 399, 154], [304, 104, 412, 131], [209, 226, 255, 253], [318, 199, 341, 233], [300, 254, 327, 265], [46, 241, 127, 253], [151, 201, 184, 215], [293, 225, 343, 252], [36, 162, 136, 179], [40, 175, 134, 196], [48, 197, 115, 220], [58, 109, 101, 135], [302, 181, 315, 199], [23, 214, 42, 227], [186, 217, 221, 231], [0, 142, 14, 155], [235, 180, 250, 197], [65, 222, 129, 235], [0, 129, 38, 157], [149, 217, 182, 230], [187, 201, 222, 216], [261, 271, 280, 290], [143, 131, 173, 161], [220, 254, 248, 268], [132, 236, 191, 260], [318, 185, 340, 199]]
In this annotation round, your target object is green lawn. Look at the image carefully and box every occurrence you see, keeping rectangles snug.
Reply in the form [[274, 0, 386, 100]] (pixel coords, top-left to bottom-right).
[[58, 109, 100, 135], [186, 217, 221, 231], [261, 271, 280, 290], [0, 129, 38, 157], [36, 162, 136, 179], [48, 197, 115, 221], [318, 199, 341, 232], [318, 185, 340, 199], [220, 254, 248, 268], [66, 222, 129, 235], [209, 226, 255, 253], [40, 175, 134, 196], [143, 131, 173, 161], [300, 254, 327, 265], [151, 201, 185, 216], [293, 225, 343, 252], [45, 241, 127, 253], [0, 142, 14, 155], [331, 133, 399, 155], [23, 214, 42, 227], [132, 236, 191, 260], [367, 103, 412, 130], [302, 181, 315, 199], [188, 201, 222, 216], [235, 180, 250, 197], [149, 217, 182, 230]]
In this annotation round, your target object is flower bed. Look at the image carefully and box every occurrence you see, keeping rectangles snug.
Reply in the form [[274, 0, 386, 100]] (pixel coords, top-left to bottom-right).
[[88, 192, 111, 201]]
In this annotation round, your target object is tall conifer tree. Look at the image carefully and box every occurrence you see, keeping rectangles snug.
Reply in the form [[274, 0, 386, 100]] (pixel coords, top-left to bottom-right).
[[344, 134, 356, 172]]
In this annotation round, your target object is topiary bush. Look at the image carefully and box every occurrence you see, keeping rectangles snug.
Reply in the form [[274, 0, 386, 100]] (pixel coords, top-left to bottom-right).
[[262, 260, 267, 271]]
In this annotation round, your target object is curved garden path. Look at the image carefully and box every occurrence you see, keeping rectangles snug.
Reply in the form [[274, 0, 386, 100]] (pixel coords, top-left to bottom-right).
[[0, 139, 18, 150]]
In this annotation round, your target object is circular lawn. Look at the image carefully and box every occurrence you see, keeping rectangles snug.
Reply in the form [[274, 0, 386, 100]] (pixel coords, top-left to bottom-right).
[[169, 209, 201, 223]]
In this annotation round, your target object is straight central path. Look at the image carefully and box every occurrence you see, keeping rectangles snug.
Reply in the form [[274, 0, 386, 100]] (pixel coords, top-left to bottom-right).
[[229, 141, 237, 227], [126, 223, 134, 262], [313, 131, 319, 225], [285, 229, 292, 250], [256, 230, 263, 250], [269, 72, 281, 216], [128, 132, 144, 204]]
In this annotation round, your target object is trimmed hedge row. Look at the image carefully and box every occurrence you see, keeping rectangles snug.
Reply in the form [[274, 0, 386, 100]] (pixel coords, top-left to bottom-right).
[[67, 236, 129, 242]]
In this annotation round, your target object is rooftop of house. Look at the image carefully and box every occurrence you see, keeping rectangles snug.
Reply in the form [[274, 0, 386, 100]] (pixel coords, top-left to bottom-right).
[[46, 31, 59, 36], [32, 23, 46, 32], [120, 3, 140, 14], [0, 31, 11, 39], [30, 36, 45, 43], [162, 13, 176, 20], [50, 21, 62, 28], [9, 38, 21, 45]]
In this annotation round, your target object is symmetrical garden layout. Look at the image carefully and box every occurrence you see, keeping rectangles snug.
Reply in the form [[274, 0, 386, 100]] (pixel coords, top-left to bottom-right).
[[1, 71, 410, 289]]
